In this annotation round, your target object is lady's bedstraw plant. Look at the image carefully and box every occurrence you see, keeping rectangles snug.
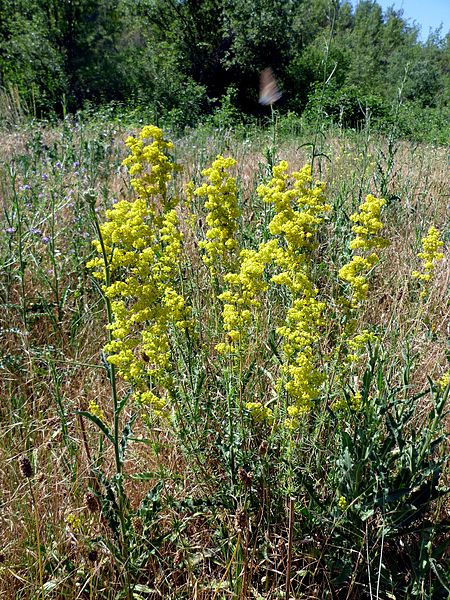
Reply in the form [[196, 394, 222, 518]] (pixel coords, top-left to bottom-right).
[[215, 162, 330, 426], [412, 225, 444, 297], [88, 126, 190, 418], [193, 155, 240, 276], [339, 194, 389, 305], [258, 162, 330, 428], [86, 126, 190, 596], [336, 194, 389, 373]]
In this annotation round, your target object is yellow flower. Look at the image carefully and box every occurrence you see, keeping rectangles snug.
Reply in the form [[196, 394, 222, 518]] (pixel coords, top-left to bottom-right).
[[65, 513, 82, 532], [337, 496, 348, 510], [339, 194, 388, 305], [88, 126, 190, 419], [258, 162, 330, 423], [216, 241, 277, 354], [193, 155, 240, 275], [412, 226, 444, 296], [246, 401, 274, 424], [88, 401, 106, 422], [437, 371, 450, 390]]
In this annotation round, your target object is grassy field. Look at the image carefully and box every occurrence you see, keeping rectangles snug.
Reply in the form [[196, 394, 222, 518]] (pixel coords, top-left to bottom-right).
[[0, 117, 448, 599]]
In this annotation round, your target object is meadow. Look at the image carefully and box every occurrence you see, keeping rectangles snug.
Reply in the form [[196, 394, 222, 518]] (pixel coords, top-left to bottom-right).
[[0, 115, 448, 599]]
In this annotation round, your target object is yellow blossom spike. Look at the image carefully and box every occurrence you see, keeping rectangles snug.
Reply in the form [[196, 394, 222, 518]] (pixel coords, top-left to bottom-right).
[[193, 155, 240, 275], [412, 225, 444, 296], [88, 126, 190, 419], [339, 194, 389, 305]]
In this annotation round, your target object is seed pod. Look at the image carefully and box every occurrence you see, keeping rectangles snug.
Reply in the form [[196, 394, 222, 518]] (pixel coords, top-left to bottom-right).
[[84, 492, 99, 513], [87, 549, 98, 563], [234, 508, 247, 533], [238, 467, 253, 487], [18, 456, 33, 478]]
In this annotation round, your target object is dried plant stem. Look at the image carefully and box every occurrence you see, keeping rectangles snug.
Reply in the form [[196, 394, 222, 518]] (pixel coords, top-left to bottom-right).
[[28, 480, 44, 600], [286, 497, 295, 599]]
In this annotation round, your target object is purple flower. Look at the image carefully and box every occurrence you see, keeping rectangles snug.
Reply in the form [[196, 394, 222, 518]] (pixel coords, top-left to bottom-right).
[[42, 236, 50, 244], [73, 161, 80, 168], [55, 161, 62, 169], [41, 173, 48, 181], [21, 184, 31, 191], [6, 227, 15, 234], [31, 227, 42, 235], [74, 171, 79, 176]]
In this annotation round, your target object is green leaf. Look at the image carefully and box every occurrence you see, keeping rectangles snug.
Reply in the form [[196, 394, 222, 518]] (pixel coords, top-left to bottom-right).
[[77, 411, 114, 443], [127, 471, 159, 481]]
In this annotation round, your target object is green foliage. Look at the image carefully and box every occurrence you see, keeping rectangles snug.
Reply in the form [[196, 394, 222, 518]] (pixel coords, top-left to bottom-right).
[[0, 0, 449, 143]]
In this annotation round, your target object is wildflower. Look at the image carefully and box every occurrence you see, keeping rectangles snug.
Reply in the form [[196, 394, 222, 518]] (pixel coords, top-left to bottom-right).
[[88, 126, 189, 418], [339, 194, 388, 305], [338, 496, 348, 510], [193, 155, 240, 275], [216, 240, 277, 354], [5, 227, 15, 235], [412, 226, 444, 296], [246, 401, 274, 424], [42, 236, 50, 244], [346, 329, 378, 363], [437, 371, 450, 390], [88, 400, 106, 422], [65, 513, 82, 532], [258, 162, 330, 425], [332, 390, 362, 412]]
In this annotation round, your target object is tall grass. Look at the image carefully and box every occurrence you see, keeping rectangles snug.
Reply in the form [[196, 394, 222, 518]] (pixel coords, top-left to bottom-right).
[[0, 116, 448, 599]]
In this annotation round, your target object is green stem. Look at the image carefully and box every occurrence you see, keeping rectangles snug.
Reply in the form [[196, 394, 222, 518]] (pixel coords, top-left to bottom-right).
[[89, 197, 132, 599]]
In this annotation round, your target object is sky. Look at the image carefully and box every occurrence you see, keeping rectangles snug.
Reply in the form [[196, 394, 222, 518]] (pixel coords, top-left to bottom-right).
[[354, 0, 450, 40]]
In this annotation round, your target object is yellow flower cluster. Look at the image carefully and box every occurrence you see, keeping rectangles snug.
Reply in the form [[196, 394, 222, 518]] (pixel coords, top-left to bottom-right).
[[260, 162, 331, 256], [258, 163, 330, 428], [88, 400, 106, 422], [437, 371, 450, 390], [216, 240, 277, 354], [412, 226, 444, 295], [193, 155, 240, 274], [346, 329, 379, 363], [246, 401, 274, 425], [339, 194, 389, 304], [337, 496, 348, 510], [122, 125, 181, 202], [332, 390, 362, 412], [65, 513, 82, 532], [87, 126, 190, 417]]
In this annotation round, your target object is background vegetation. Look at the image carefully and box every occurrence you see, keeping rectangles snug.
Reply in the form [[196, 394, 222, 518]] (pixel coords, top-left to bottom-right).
[[0, 0, 449, 141]]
